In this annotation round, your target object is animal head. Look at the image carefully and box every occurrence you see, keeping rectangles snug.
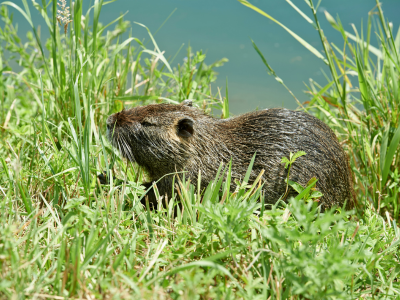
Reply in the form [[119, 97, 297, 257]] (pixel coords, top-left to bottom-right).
[[106, 100, 205, 175]]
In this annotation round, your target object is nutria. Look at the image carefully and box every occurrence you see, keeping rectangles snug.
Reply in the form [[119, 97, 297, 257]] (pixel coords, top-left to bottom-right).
[[106, 100, 355, 210]]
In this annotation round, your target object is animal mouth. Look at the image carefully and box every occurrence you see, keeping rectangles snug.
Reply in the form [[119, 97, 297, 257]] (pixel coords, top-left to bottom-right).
[[107, 126, 136, 162]]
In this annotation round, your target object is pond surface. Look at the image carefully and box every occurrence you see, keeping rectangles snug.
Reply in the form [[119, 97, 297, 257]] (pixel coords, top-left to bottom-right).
[[5, 0, 400, 113]]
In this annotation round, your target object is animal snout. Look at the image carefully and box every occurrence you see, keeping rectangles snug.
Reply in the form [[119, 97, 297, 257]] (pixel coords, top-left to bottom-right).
[[106, 114, 117, 129]]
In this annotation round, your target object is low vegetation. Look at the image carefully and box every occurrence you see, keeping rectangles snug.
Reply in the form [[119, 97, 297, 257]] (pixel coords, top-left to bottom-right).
[[0, 0, 399, 298]]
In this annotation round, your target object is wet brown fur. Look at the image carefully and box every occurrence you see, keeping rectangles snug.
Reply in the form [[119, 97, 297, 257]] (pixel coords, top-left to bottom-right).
[[107, 102, 355, 210]]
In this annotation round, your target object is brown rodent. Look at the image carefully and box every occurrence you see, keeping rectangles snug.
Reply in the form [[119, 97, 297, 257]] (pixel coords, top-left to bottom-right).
[[106, 100, 355, 210]]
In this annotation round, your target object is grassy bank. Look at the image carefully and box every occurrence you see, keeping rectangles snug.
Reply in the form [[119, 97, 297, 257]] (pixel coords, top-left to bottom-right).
[[0, 0, 399, 299]]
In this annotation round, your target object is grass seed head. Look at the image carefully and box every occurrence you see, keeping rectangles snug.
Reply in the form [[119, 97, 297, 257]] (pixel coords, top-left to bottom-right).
[[56, 0, 72, 34]]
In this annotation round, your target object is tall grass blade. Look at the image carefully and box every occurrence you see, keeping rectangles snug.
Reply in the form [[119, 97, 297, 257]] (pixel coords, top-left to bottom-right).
[[381, 126, 400, 187], [238, 0, 328, 63]]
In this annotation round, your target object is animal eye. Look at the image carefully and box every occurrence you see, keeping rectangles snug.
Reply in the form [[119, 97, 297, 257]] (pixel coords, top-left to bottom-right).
[[141, 121, 153, 127]]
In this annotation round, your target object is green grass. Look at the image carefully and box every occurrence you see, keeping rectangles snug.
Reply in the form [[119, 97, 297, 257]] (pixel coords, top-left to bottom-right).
[[0, 0, 399, 299], [242, 0, 400, 218]]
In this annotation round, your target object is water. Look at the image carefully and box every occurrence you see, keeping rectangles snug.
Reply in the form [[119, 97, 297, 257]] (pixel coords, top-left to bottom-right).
[[4, 0, 400, 114]]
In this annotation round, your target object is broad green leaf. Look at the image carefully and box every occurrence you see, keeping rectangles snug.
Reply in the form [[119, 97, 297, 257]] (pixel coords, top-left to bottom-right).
[[281, 157, 290, 169], [287, 180, 305, 194], [292, 151, 307, 162]]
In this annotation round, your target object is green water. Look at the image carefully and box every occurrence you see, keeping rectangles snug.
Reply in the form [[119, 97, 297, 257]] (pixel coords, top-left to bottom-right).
[[4, 0, 400, 113]]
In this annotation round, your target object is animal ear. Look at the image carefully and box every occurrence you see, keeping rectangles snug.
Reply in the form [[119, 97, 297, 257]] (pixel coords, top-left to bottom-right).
[[180, 99, 193, 107], [177, 117, 194, 138]]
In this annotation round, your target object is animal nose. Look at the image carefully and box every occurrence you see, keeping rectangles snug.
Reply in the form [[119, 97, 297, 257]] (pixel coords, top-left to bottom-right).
[[106, 114, 116, 129]]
